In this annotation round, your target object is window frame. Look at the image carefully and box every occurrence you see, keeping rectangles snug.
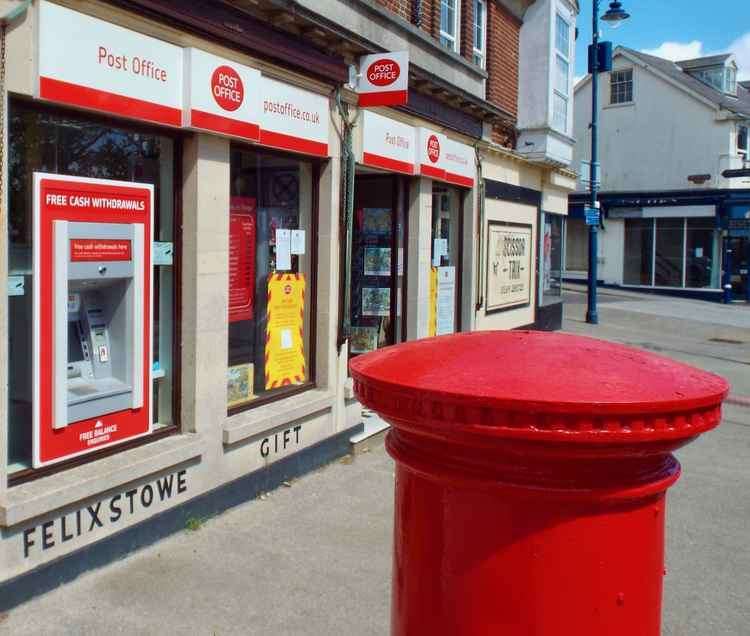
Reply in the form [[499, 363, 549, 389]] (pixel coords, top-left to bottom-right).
[[226, 142, 323, 417], [472, 0, 487, 68], [439, 0, 461, 53], [737, 124, 748, 157], [7, 96, 184, 486], [610, 68, 634, 105], [551, 12, 571, 133]]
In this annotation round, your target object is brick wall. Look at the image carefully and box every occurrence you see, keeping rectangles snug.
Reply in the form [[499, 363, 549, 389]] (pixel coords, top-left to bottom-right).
[[486, 1, 520, 119], [374, 0, 521, 148], [374, 0, 412, 23]]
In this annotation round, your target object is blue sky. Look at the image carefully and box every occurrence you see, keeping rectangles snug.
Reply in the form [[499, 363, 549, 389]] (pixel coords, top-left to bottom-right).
[[574, 0, 750, 81]]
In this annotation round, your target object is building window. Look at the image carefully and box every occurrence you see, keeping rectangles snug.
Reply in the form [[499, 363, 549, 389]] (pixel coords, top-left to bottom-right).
[[738, 125, 748, 157], [439, 0, 460, 52], [552, 92, 568, 132], [540, 213, 563, 305], [555, 13, 570, 56], [654, 218, 684, 287], [473, 0, 486, 67], [228, 147, 316, 411], [726, 66, 737, 95], [7, 100, 180, 473], [686, 218, 720, 288], [610, 69, 633, 104], [552, 13, 571, 133], [623, 218, 654, 285]]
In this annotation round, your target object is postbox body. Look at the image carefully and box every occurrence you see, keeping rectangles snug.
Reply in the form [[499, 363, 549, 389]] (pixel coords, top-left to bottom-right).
[[33, 174, 153, 467], [350, 331, 728, 636]]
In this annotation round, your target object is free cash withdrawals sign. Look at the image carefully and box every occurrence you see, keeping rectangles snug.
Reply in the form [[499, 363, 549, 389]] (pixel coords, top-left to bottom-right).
[[33, 174, 153, 467], [357, 51, 409, 107], [265, 274, 306, 390]]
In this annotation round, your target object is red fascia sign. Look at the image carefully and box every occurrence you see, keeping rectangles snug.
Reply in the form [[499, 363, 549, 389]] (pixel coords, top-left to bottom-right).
[[357, 51, 409, 107], [36, 0, 183, 127], [33, 173, 153, 467], [417, 128, 447, 181], [184, 48, 262, 142], [359, 110, 416, 175]]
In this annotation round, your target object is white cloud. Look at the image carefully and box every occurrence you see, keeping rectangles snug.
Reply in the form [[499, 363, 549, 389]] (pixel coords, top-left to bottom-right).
[[728, 32, 750, 80], [641, 40, 705, 61], [639, 33, 750, 81]]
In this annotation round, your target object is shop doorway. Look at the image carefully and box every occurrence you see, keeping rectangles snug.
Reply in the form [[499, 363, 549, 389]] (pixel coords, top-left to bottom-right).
[[728, 236, 749, 301], [349, 174, 408, 355], [431, 184, 463, 334]]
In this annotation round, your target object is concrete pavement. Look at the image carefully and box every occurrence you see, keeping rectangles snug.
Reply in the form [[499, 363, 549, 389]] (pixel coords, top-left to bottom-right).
[[1, 289, 748, 635]]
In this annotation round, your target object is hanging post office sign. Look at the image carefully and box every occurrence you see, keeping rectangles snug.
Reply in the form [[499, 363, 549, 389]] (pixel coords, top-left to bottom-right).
[[36, 0, 183, 127], [184, 48, 261, 141], [416, 128, 447, 181], [359, 110, 416, 175], [486, 222, 533, 313], [357, 51, 409, 107]]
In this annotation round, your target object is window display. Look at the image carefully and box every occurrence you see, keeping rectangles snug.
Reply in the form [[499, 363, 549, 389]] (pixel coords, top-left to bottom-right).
[[8, 100, 178, 473], [349, 175, 407, 354], [540, 213, 563, 306], [430, 184, 461, 335], [227, 147, 315, 410]]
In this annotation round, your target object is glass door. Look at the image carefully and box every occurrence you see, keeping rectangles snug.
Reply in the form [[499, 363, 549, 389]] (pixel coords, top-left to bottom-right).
[[430, 184, 462, 335], [728, 237, 749, 300], [349, 174, 407, 355]]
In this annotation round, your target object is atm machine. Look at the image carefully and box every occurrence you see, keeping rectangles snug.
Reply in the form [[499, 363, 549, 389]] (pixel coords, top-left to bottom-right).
[[34, 174, 153, 467]]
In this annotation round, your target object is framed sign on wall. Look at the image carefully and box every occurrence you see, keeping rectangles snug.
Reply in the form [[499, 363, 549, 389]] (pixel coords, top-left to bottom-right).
[[485, 221, 533, 314]]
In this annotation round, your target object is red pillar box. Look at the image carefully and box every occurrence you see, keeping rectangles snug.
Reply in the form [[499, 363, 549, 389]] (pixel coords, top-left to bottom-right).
[[350, 331, 728, 636]]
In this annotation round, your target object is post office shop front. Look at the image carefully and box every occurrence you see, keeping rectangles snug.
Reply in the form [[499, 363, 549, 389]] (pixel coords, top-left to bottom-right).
[[347, 109, 477, 355], [0, 0, 358, 592]]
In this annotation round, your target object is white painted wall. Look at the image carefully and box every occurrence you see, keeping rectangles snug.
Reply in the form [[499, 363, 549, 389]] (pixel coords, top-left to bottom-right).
[[573, 52, 744, 192], [517, 0, 577, 166]]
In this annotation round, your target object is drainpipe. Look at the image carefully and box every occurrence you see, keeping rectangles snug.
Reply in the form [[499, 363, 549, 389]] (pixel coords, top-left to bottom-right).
[[474, 145, 485, 312]]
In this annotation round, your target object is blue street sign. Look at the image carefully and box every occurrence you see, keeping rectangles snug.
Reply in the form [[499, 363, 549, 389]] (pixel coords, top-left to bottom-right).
[[584, 207, 600, 226]]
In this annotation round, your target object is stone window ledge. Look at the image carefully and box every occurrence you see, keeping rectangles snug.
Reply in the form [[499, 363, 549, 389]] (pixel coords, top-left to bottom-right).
[[0, 434, 203, 527], [223, 389, 335, 446]]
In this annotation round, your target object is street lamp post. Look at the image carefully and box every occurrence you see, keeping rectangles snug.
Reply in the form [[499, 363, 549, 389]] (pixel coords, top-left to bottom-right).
[[586, 0, 630, 325]]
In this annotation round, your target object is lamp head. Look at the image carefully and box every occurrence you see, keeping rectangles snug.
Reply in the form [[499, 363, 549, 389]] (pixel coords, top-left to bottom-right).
[[601, 1, 630, 28]]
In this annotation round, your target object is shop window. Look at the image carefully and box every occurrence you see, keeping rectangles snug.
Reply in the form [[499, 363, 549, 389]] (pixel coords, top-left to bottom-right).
[[227, 147, 316, 411], [430, 184, 462, 335], [7, 100, 179, 473], [564, 217, 588, 272], [654, 218, 684, 287], [610, 69, 633, 104], [540, 213, 563, 305], [349, 175, 408, 356], [686, 218, 720, 288], [623, 218, 654, 285]]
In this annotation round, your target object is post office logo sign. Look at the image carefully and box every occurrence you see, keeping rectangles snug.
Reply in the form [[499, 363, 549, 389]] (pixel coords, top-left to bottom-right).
[[427, 134, 441, 164], [211, 65, 244, 112], [367, 58, 400, 87]]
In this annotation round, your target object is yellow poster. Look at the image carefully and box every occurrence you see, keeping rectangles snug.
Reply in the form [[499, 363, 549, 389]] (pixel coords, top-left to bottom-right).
[[265, 273, 306, 390], [428, 267, 438, 337]]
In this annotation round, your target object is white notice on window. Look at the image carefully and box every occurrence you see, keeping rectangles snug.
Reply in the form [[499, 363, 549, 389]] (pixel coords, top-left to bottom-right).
[[276, 229, 292, 271], [695, 247, 704, 258], [290, 230, 306, 255], [433, 238, 448, 267], [280, 328, 293, 350], [435, 266, 455, 335]]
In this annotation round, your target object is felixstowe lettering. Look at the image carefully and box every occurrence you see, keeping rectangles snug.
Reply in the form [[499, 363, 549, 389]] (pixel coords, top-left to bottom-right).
[[21, 469, 188, 558]]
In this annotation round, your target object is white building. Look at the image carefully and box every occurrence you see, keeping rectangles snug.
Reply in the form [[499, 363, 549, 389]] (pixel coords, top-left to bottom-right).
[[568, 47, 750, 302]]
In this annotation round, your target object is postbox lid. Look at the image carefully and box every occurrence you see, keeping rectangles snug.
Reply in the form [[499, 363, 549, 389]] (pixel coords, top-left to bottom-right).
[[349, 331, 728, 441]]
